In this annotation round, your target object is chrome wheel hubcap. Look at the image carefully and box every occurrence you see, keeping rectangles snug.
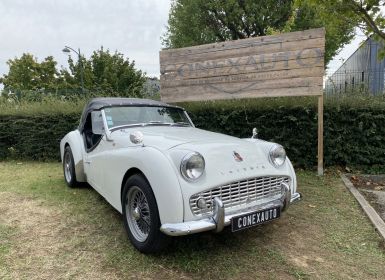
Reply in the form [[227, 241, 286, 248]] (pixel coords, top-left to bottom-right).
[[64, 152, 72, 183], [133, 207, 140, 221], [125, 186, 151, 242]]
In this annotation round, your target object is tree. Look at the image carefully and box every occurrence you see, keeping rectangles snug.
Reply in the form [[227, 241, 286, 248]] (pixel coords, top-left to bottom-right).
[[0, 54, 59, 92], [0, 48, 147, 98], [162, 0, 294, 48], [289, 0, 356, 64], [142, 77, 160, 98], [62, 47, 146, 97], [310, 0, 385, 57], [162, 0, 356, 65]]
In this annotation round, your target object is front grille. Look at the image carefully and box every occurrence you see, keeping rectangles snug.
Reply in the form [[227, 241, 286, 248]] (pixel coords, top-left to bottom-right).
[[189, 176, 290, 216]]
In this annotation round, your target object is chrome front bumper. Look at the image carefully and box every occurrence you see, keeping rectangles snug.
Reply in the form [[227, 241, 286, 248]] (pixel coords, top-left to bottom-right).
[[160, 186, 302, 237]]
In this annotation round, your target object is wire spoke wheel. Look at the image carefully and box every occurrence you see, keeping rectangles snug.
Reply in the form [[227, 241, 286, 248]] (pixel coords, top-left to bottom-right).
[[64, 151, 72, 183], [125, 186, 151, 242]]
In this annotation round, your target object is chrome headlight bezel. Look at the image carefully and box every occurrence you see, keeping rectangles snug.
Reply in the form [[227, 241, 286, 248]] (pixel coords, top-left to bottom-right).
[[269, 144, 286, 168], [180, 152, 205, 181]]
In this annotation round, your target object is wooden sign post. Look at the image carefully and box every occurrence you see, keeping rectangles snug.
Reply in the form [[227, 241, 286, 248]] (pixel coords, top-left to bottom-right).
[[160, 28, 325, 175]]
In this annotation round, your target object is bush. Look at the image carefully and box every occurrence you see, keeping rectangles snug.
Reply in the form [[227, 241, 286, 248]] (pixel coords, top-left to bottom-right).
[[1, 96, 384, 170], [0, 98, 85, 160], [181, 97, 385, 170]]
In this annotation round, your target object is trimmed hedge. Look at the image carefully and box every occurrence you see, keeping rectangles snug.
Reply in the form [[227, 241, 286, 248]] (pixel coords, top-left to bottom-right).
[[0, 114, 79, 160], [0, 99, 84, 160], [182, 98, 385, 170], [1, 97, 385, 170]]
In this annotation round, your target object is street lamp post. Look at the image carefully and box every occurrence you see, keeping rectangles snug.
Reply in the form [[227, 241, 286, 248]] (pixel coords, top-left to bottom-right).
[[62, 46, 84, 94]]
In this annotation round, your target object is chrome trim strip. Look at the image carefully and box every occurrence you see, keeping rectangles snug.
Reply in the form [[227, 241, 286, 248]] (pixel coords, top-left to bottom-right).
[[290, 192, 301, 203], [281, 182, 291, 212], [160, 220, 216, 236], [189, 176, 290, 216], [162, 199, 276, 236], [161, 190, 301, 237], [212, 197, 224, 233]]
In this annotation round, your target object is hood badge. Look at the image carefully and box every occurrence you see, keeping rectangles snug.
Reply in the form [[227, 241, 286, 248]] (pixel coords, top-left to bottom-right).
[[233, 151, 243, 162]]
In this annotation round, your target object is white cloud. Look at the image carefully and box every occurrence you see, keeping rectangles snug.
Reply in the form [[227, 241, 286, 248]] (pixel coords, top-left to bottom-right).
[[0, 0, 171, 78]]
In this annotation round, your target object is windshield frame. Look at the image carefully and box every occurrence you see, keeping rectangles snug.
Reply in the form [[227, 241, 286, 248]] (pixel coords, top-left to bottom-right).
[[101, 105, 195, 132]]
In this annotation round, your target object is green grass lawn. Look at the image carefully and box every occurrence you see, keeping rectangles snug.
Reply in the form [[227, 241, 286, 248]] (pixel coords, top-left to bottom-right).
[[0, 161, 385, 279]]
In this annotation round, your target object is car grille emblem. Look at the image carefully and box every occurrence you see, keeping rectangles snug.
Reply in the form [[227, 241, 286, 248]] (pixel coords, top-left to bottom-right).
[[233, 151, 243, 162]]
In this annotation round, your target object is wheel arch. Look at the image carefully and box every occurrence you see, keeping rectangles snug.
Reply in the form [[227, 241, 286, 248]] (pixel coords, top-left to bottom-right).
[[64, 142, 70, 149], [120, 167, 171, 253], [115, 150, 184, 225], [121, 167, 147, 203], [60, 130, 86, 182]]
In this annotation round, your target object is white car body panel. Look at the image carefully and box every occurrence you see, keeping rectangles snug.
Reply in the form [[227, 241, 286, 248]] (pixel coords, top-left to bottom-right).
[[60, 98, 299, 234]]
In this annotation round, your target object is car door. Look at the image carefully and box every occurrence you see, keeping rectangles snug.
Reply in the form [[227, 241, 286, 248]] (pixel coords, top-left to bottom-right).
[[83, 111, 107, 195]]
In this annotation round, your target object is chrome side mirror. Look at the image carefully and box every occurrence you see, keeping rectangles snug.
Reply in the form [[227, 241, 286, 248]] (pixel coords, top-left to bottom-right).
[[130, 131, 144, 145]]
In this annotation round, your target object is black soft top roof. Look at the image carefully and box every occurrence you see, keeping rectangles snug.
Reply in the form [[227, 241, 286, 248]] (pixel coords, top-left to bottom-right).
[[79, 97, 183, 132]]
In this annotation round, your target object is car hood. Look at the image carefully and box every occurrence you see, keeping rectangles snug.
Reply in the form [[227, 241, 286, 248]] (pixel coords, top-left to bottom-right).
[[111, 126, 290, 195], [112, 126, 249, 150], [112, 126, 271, 169]]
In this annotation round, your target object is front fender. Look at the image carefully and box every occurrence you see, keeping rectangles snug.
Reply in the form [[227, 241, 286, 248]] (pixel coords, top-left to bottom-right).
[[286, 157, 298, 195], [60, 130, 86, 182], [103, 146, 184, 225]]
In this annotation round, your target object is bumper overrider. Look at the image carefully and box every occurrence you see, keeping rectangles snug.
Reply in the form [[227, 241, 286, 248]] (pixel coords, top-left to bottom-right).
[[160, 183, 301, 236]]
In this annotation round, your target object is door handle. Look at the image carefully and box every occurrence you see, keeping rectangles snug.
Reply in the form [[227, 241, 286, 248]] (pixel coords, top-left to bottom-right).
[[85, 160, 92, 164]]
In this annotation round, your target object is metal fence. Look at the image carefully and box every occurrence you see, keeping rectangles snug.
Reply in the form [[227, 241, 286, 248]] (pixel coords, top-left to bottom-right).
[[325, 70, 385, 96]]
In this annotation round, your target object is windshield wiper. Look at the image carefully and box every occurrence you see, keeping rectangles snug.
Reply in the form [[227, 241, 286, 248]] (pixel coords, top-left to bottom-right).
[[110, 121, 191, 132], [148, 121, 190, 127], [171, 122, 190, 126], [110, 124, 145, 132], [146, 121, 173, 126]]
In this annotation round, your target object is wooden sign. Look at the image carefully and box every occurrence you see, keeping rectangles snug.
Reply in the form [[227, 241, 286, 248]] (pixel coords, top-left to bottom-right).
[[160, 28, 324, 102], [160, 28, 325, 175]]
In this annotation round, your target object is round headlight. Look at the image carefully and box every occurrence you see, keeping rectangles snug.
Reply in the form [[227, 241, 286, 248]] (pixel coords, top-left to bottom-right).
[[269, 144, 286, 167], [180, 152, 205, 181]]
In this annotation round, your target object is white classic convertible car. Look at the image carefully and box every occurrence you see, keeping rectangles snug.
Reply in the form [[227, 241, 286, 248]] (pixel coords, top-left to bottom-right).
[[60, 98, 301, 253]]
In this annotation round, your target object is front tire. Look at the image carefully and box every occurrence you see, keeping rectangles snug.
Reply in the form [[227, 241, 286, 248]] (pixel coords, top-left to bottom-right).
[[63, 146, 78, 188], [122, 174, 170, 253]]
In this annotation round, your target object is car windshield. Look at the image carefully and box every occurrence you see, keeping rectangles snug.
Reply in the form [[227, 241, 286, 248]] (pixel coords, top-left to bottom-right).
[[104, 106, 192, 129]]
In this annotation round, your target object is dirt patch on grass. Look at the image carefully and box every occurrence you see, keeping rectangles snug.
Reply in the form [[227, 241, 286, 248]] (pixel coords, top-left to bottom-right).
[[350, 175, 385, 221], [350, 175, 385, 191], [0, 192, 120, 280]]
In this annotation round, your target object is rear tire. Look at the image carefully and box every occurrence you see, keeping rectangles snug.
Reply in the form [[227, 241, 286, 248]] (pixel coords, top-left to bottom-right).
[[63, 146, 78, 188], [122, 174, 170, 253]]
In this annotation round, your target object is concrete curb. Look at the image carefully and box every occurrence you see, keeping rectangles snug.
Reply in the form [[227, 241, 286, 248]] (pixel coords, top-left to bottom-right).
[[341, 174, 385, 241]]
